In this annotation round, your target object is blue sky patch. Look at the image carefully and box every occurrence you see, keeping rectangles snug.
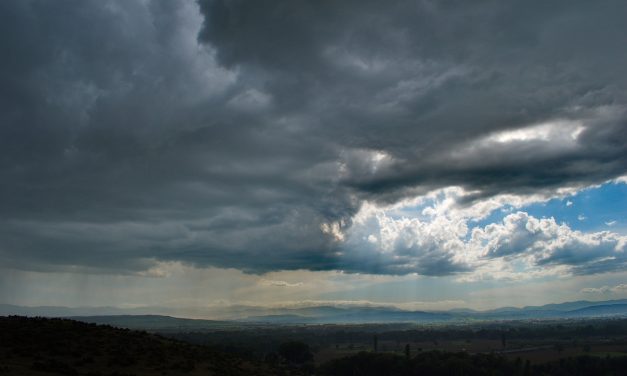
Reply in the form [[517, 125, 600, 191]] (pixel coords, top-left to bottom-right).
[[471, 181, 627, 234]]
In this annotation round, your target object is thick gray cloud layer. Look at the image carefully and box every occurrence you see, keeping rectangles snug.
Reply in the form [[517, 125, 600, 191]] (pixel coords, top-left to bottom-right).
[[1, 0, 626, 276]]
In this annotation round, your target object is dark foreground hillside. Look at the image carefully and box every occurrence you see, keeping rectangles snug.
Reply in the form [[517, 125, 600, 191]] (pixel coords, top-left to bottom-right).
[[2, 316, 627, 376], [0, 316, 285, 376]]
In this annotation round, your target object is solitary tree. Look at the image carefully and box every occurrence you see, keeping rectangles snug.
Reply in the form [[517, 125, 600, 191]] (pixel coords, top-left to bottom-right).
[[278, 341, 312, 364]]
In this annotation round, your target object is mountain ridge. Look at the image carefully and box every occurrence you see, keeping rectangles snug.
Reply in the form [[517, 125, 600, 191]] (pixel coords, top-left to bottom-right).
[[3, 298, 627, 325]]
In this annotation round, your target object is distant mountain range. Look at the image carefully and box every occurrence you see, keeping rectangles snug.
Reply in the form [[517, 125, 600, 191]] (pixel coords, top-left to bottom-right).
[[2, 299, 627, 326]]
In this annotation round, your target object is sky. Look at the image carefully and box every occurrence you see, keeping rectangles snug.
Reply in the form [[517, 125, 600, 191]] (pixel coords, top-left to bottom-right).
[[1, 0, 627, 316]]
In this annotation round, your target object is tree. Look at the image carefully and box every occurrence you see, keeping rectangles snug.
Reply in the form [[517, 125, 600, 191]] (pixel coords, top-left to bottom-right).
[[523, 359, 531, 376], [264, 352, 279, 366], [278, 341, 312, 364], [404, 344, 410, 359]]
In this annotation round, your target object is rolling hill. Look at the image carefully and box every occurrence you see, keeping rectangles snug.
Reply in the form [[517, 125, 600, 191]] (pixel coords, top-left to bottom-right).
[[0, 316, 284, 375]]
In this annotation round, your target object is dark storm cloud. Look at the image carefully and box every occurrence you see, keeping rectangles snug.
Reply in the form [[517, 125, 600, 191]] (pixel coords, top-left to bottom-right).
[[0, 0, 352, 274], [199, 0, 627, 200], [1, 0, 626, 276]]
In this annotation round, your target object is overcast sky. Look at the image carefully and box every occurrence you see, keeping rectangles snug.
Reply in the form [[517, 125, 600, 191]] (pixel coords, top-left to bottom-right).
[[1, 0, 627, 313]]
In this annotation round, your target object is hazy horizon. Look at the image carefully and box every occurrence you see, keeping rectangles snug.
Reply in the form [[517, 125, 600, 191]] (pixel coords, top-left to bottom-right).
[[1, 0, 627, 315]]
